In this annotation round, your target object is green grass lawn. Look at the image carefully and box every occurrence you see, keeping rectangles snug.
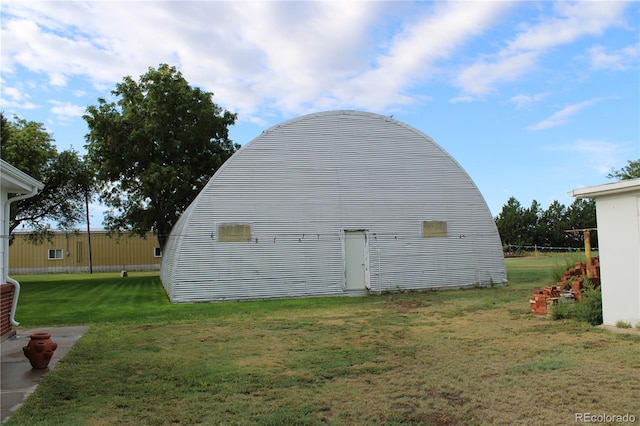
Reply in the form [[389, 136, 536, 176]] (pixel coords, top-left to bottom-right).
[[7, 254, 640, 425]]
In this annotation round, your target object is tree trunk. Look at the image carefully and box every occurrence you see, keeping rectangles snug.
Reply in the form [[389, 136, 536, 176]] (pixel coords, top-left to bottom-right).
[[156, 229, 168, 254]]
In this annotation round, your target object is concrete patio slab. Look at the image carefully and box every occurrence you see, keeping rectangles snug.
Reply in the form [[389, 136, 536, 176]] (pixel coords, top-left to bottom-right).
[[1, 326, 89, 424]]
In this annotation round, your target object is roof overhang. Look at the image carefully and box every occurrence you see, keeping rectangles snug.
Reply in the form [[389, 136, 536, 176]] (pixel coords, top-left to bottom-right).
[[569, 178, 640, 199], [0, 159, 44, 195]]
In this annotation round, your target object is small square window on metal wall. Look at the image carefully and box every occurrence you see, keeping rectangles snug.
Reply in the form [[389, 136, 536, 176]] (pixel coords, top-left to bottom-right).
[[48, 249, 63, 260], [423, 221, 448, 238]]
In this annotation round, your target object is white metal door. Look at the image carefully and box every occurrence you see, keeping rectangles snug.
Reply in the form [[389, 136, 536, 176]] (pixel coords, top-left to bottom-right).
[[344, 230, 369, 290]]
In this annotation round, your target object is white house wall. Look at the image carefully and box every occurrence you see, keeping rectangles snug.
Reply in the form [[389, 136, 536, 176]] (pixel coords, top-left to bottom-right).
[[0, 160, 44, 285], [161, 111, 506, 303], [595, 193, 640, 326], [0, 191, 8, 285]]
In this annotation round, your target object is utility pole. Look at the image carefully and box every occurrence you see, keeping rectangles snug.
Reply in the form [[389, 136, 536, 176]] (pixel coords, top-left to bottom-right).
[[565, 228, 597, 277], [85, 191, 93, 274]]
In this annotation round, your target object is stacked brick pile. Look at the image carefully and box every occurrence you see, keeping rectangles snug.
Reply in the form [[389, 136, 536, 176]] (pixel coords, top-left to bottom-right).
[[557, 258, 601, 298], [1, 284, 15, 339], [530, 285, 559, 315], [530, 257, 600, 315]]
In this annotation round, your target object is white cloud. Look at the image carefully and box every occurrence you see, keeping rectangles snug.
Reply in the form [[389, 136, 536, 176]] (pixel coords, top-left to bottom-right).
[[0, 84, 39, 109], [507, 2, 626, 51], [213, 1, 383, 115], [449, 96, 475, 104], [49, 101, 85, 123], [509, 92, 548, 109], [49, 73, 67, 87], [1, 11, 119, 86], [588, 43, 640, 71], [1, 99, 39, 110], [527, 99, 601, 130], [346, 1, 509, 109], [3, 86, 27, 102], [0, 0, 635, 129], [456, 1, 629, 95], [457, 51, 538, 95], [544, 139, 633, 175], [0, 1, 510, 120]]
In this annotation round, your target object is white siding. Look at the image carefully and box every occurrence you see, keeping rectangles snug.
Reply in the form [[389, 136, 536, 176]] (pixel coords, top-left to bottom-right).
[[570, 178, 640, 327], [1, 160, 44, 285], [595, 193, 640, 326], [0, 191, 8, 285], [161, 111, 506, 303]]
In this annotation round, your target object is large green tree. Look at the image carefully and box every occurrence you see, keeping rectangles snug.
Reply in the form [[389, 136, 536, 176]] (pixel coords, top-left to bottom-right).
[[84, 64, 239, 250], [606, 159, 640, 180], [1, 114, 92, 238]]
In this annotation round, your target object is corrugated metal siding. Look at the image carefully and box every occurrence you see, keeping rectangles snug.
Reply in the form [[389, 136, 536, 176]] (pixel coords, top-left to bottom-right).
[[160, 110, 506, 303], [11, 232, 161, 274]]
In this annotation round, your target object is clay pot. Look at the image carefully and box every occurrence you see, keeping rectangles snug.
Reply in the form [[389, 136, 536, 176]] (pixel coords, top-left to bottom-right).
[[23, 333, 58, 369]]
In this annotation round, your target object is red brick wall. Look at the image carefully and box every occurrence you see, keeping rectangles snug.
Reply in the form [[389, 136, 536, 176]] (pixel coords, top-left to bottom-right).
[[0, 284, 15, 337]]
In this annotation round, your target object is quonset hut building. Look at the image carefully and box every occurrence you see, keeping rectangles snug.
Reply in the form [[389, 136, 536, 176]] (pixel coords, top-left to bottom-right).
[[160, 111, 506, 303]]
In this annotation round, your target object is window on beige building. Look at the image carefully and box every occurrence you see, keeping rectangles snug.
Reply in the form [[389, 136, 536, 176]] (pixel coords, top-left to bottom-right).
[[48, 249, 63, 260]]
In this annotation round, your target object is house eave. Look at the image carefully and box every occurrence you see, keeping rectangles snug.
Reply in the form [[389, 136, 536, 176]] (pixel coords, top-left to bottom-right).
[[569, 178, 640, 199], [0, 159, 45, 195]]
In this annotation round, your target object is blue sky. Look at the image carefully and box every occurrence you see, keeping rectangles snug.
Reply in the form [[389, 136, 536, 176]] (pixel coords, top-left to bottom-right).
[[2, 1, 639, 225]]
